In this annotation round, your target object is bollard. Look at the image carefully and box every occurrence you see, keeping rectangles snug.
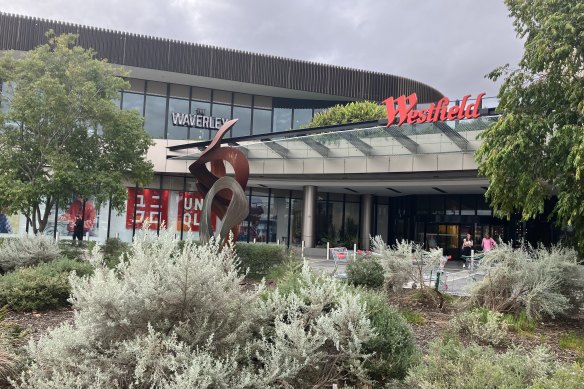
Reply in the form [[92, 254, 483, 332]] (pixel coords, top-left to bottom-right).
[[277, 239, 280, 245], [301, 241, 305, 259], [353, 243, 357, 259], [326, 242, 330, 261], [116, 232, 120, 239], [56, 231, 60, 241], [470, 249, 475, 271], [85, 232, 89, 241], [253, 238, 256, 244]]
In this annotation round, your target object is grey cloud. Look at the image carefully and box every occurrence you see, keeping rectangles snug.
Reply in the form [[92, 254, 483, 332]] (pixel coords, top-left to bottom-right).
[[0, 0, 524, 98]]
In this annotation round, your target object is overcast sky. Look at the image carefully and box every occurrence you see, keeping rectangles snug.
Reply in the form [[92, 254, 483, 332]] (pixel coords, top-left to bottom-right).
[[0, 0, 524, 99]]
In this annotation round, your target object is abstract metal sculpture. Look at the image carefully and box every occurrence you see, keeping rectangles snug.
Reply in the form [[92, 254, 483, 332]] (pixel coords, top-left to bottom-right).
[[188, 119, 249, 243]]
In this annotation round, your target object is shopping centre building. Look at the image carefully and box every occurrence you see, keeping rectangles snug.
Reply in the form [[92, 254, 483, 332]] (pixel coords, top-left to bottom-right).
[[0, 13, 559, 257]]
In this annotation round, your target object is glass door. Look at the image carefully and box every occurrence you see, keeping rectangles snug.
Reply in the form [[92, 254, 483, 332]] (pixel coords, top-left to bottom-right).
[[426, 223, 460, 258]]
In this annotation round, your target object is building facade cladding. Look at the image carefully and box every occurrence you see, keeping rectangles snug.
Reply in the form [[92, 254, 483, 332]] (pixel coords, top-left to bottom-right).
[[0, 13, 561, 255], [0, 12, 443, 103]]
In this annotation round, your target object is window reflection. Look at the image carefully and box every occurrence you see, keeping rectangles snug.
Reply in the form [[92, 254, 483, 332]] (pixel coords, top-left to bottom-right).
[[122, 92, 144, 114], [190, 101, 211, 140], [293, 108, 312, 129], [232, 106, 251, 137], [167, 98, 189, 140], [252, 109, 272, 135], [144, 95, 166, 139], [273, 108, 292, 132]]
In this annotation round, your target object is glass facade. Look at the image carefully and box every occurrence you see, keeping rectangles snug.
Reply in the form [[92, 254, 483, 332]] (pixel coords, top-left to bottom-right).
[[119, 78, 342, 140], [5, 178, 559, 255]]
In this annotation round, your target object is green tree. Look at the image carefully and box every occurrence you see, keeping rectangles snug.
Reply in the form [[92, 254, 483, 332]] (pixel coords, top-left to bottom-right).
[[307, 100, 386, 128], [476, 0, 584, 250], [0, 32, 153, 233]]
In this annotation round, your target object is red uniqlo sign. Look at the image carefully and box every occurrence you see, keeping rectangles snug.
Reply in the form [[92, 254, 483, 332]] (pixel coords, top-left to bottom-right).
[[126, 188, 169, 229], [177, 192, 216, 232]]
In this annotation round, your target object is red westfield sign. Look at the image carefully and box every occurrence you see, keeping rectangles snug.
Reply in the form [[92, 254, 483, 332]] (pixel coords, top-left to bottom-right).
[[382, 92, 485, 126]]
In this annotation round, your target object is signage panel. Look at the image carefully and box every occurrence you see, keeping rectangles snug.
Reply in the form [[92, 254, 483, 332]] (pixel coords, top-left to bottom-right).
[[126, 188, 169, 229], [382, 92, 485, 127], [177, 192, 216, 232]]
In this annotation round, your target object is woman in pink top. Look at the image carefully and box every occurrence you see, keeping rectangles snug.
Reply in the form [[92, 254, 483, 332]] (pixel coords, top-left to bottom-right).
[[482, 234, 496, 252]]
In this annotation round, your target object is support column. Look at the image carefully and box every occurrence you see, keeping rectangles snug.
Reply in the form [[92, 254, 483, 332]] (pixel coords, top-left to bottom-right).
[[360, 194, 374, 250], [301, 185, 317, 248]]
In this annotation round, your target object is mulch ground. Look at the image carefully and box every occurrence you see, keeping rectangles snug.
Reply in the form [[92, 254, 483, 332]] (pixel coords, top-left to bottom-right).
[[7, 307, 75, 340], [7, 297, 584, 364], [390, 291, 584, 363]]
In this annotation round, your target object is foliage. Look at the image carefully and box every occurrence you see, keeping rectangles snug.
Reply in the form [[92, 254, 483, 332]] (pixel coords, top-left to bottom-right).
[[448, 308, 508, 347], [235, 242, 287, 279], [0, 235, 60, 272], [346, 255, 385, 289], [254, 266, 375, 387], [0, 31, 153, 233], [99, 238, 130, 269], [503, 310, 537, 333], [0, 259, 93, 311], [0, 306, 27, 387], [308, 101, 386, 128], [399, 308, 426, 326], [13, 229, 388, 388], [263, 255, 303, 281], [57, 240, 95, 261], [475, 0, 584, 253], [359, 291, 419, 384], [531, 363, 584, 389], [558, 332, 584, 355], [371, 236, 443, 292], [467, 243, 584, 319], [406, 338, 557, 389]]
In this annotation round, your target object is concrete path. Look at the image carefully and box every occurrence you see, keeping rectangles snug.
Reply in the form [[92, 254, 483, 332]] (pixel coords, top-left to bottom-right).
[[304, 256, 482, 295]]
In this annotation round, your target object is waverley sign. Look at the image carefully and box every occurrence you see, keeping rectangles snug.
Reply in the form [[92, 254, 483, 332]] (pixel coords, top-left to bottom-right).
[[382, 92, 485, 127], [171, 111, 229, 130]]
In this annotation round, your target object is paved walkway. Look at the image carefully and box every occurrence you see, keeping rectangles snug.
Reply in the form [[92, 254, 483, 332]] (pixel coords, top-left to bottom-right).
[[304, 256, 482, 295]]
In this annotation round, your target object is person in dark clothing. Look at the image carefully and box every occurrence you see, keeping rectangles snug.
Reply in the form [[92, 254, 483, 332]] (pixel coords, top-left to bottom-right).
[[73, 215, 84, 245]]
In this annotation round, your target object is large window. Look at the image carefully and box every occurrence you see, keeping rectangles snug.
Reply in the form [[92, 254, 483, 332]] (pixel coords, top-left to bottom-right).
[[252, 109, 272, 135], [144, 95, 166, 139], [232, 106, 251, 137], [273, 108, 292, 132], [190, 101, 211, 140], [293, 108, 312, 129], [167, 98, 189, 140], [122, 92, 144, 114]]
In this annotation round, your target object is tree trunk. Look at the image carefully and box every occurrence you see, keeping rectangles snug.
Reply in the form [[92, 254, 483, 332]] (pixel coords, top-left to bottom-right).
[[31, 198, 53, 234]]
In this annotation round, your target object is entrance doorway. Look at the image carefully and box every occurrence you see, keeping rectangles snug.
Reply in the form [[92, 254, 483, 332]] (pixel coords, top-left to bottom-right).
[[426, 224, 459, 259]]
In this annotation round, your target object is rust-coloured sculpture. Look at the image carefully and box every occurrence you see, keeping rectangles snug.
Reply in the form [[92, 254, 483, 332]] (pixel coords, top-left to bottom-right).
[[189, 119, 249, 243]]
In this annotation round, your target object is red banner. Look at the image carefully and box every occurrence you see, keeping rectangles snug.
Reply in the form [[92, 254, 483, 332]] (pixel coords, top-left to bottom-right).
[[126, 188, 169, 229], [178, 192, 215, 232]]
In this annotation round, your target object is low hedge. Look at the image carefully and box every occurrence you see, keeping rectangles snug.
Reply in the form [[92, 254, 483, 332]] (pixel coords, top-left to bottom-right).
[[235, 243, 287, 279], [347, 256, 385, 289], [0, 258, 93, 312]]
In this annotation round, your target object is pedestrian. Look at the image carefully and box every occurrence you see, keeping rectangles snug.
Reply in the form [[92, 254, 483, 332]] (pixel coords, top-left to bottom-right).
[[73, 215, 83, 245], [482, 233, 496, 252], [462, 233, 473, 256]]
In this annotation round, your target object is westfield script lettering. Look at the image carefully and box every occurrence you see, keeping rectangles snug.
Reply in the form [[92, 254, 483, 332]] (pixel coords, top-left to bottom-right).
[[382, 93, 485, 126]]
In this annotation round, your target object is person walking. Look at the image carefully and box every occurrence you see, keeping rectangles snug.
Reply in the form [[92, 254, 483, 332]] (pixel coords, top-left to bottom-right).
[[482, 233, 496, 252], [73, 215, 84, 245]]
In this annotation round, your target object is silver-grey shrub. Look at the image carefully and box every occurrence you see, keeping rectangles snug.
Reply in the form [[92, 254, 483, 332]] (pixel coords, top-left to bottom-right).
[[371, 236, 442, 292], [13, 229, 377, 388], [448, 308, 508, 347], [468, 242, 584, 319], [0, 235, 60, 272], [406, 338, 556, 388]]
